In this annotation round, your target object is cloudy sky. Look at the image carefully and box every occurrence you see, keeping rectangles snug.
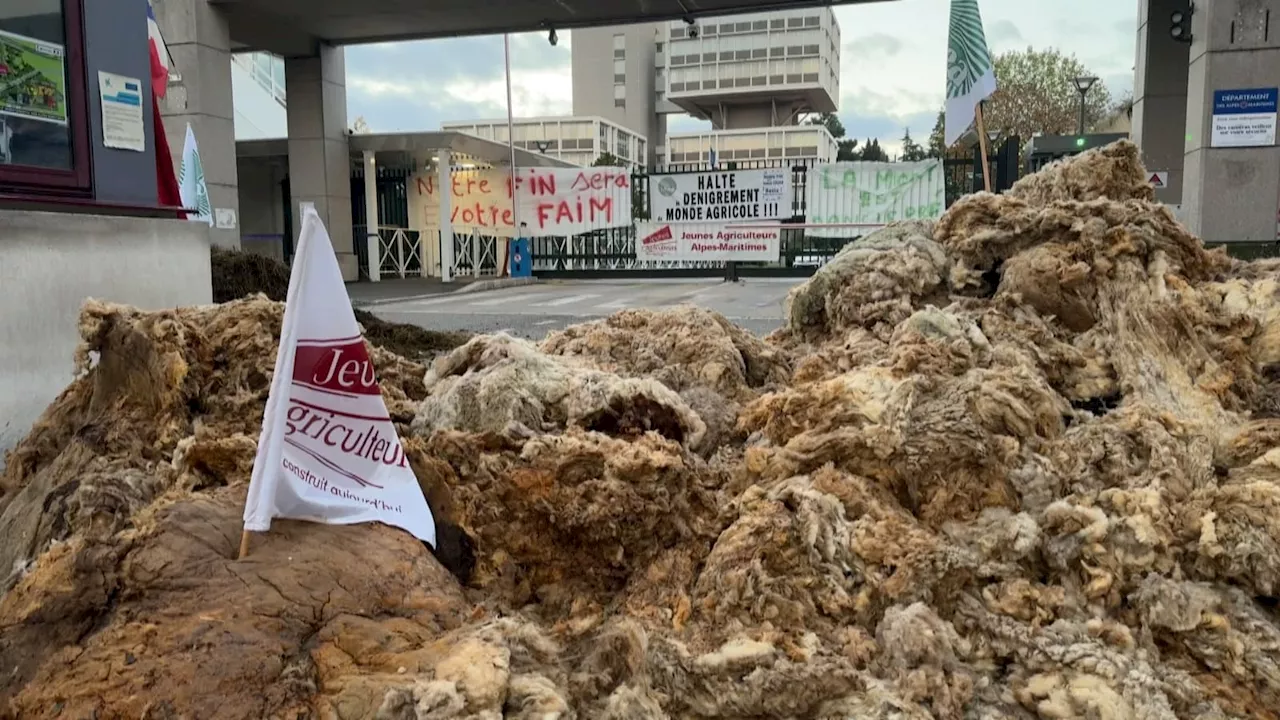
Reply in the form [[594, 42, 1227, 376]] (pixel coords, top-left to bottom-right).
[[344, 0, 1137, 158]]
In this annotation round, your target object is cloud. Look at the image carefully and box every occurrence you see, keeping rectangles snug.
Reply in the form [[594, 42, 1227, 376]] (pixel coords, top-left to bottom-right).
[[987, 20, 1023, 47], [845, 33, 903, 57]]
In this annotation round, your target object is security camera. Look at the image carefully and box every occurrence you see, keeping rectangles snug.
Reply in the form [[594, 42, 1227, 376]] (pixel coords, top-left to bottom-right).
[[688, 24, 698, 38], [548, 27, 558, 46]]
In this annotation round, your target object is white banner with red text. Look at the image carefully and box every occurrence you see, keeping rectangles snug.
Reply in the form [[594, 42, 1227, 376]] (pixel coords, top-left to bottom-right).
[[409, 166, 633, 237], [635, 221, 781, 263], [243, 202, 437, 547]]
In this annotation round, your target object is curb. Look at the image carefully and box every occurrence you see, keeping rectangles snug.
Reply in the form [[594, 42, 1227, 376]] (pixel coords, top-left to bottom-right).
[[351, 277, 537, 308], [451, 276, 538, 295]]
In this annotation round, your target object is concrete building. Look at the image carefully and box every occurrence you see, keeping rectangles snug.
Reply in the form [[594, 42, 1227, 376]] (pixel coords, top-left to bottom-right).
[[1132, 0, 1280, 242], [571, 7, 841, 166], [570, 23, 667, 167], [665, 123, 837, 164], [440, 116, 647, 168]]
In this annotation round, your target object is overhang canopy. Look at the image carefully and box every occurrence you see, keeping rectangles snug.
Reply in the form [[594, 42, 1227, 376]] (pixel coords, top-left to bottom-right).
[[236, 131, 579, 169], [216, 0, 892, 57]]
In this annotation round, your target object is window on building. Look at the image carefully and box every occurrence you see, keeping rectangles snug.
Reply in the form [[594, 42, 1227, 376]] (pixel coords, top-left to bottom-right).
[[0, 0, 91, 195], [804, 15, 820, 27], [613, 34, 625, 50]]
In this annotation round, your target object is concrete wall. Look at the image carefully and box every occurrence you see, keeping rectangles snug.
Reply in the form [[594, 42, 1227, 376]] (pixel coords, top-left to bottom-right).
[[286, 45, 355, 279], [156, 0, 240, 248], [1181, 0, 1280, 242], [572, 24, 661, 166], [236, 154, 288, 261], [0, 210, 212, 468], [1132, 0, 1190, 205], [82, 0, 160, 206]]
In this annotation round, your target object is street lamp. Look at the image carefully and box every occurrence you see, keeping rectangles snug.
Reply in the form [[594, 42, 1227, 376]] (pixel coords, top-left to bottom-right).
[[1073, 76, 1098, 135], [534, 140, 550, 154]]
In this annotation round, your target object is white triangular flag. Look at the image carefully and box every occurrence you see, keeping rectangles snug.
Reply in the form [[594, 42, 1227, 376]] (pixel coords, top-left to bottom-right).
[[944, 0, 998, 147], [243, 204, 437, 547], [178, 123, 213, 225]]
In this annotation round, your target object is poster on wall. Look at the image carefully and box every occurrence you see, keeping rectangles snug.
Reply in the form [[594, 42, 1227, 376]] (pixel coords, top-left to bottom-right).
[[804, 160, 945, 238], [635, 221, 781, 262], [98, 71, 145, 152], [410, 166, 632, 237], [1211, 88, 1277, 148], [649, 168, 791, 223], [0, 28, 67, 125]]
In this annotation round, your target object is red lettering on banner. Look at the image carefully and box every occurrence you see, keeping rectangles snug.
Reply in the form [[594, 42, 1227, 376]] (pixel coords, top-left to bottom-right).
[[293, 340, 381, 396], [572, 170, 629, 191]]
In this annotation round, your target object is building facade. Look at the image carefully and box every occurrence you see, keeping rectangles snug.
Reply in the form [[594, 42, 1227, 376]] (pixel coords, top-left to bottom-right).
[[570, 23, 666, 168], [440, 116, 647, 169], [572, 7, 841, 166], [665, 125, 838, 164]]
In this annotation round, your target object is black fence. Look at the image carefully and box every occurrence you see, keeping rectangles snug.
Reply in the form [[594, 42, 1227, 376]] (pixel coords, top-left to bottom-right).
[[338, 148, 1026, 280]]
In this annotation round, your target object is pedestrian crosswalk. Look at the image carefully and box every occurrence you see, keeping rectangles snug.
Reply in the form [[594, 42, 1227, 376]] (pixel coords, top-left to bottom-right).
[[371, 279, 798, 320]]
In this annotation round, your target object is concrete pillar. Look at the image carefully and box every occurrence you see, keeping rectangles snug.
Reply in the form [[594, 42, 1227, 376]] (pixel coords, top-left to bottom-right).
[[1132, 0, 1191, 205], [439, 150, 453, 282], [286, 45, 355, 280], [362, 150, 380, 282], [155, 0, 239, 248], [1182, 0, 1280, 241]]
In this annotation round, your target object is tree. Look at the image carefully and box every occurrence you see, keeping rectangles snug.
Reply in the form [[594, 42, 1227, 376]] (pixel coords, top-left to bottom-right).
[[806, 112, 846, 140], [807, 112, 859, 161], [855, 138, 889, 162], [980, 47, 1113, 142], [350, 115, 371, 134], [900, 128, 927, 161], [592, 152, 623, 167], [927, 110, 948, 159]]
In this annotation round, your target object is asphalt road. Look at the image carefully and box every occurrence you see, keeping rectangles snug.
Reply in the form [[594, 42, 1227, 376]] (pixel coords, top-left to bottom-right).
[[367, 278, 802, 340]]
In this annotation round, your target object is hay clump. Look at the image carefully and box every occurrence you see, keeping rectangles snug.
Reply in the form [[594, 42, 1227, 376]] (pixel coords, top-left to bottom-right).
[[9, 138, 1280, 718]]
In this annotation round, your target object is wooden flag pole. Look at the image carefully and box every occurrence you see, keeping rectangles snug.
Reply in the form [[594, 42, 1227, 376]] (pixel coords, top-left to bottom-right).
[[974, 101, 993, 193], [238, 529, 252, 559]]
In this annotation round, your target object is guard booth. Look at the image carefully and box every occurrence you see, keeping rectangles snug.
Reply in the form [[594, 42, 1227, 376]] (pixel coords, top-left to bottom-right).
[[1025, 133, 1129, 173]]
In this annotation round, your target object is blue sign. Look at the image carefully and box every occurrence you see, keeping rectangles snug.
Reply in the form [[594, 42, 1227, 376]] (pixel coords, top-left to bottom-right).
[[1213, 88, 1278, 115], [508, 237, 531, 278]]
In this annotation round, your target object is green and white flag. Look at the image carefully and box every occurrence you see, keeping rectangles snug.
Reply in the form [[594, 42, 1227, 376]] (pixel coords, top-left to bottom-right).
[[944, 0, 997, 147], [178, 123, 213, 225]]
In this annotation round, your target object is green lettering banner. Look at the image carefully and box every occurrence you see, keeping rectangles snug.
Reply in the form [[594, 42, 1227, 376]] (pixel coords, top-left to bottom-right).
[[804, 160, 945, 238]]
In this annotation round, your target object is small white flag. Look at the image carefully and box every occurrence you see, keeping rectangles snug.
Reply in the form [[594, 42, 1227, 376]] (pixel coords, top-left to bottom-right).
[[178, 123, 213, 225], [243, 204, 437, 547], [944, 0, 998, 147]]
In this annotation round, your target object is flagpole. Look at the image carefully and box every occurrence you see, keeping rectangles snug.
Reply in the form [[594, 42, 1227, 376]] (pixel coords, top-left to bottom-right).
[[974, 102, 992, 192], [503, 33, 517, 277]]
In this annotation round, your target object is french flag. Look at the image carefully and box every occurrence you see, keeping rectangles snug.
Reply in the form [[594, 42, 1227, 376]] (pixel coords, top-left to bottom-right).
[[147, 0, 171, 99], [146, 0, 182, 210]]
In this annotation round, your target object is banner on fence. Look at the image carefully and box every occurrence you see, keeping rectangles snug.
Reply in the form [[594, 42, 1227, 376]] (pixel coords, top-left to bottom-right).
[[411, 168, 516, 237], [804, 160, 945, 238], [649, 168, 791, 223], [411, 167, 632, 237], [514, 166, 633, 236], [635, 221, 781, 262]]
